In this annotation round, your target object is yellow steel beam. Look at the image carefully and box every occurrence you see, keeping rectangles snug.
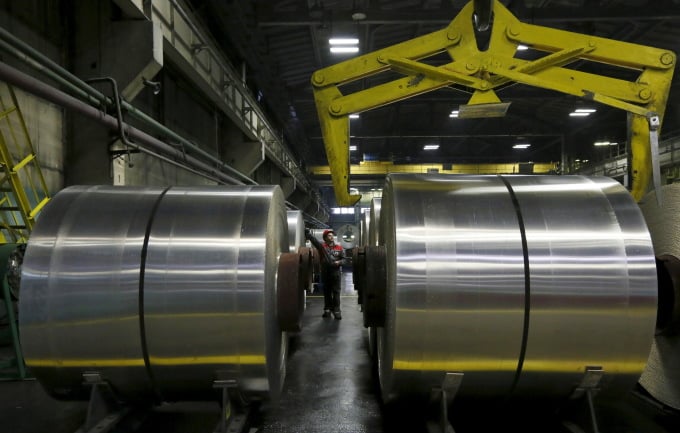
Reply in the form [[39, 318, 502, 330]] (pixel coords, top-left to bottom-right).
[[309, 161, 558, 176], [312, 0, 675, 205]]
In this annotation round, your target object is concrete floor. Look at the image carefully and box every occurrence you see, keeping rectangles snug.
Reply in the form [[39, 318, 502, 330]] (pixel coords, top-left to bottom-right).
[[1, 271, 679, 432]]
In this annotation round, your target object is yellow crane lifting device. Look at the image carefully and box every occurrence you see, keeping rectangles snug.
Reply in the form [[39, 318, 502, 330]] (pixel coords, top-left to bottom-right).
[[312, 0, 675, 206]]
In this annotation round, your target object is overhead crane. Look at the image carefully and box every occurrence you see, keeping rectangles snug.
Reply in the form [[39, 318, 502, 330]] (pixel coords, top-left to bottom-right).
[[312, 0, 675, 206]]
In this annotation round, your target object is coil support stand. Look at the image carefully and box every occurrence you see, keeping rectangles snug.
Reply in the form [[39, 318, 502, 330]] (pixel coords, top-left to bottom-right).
[[564, 366, 605, 433], [427, 372, 464, 433], [75, 372, 136, 433], [213, 379, 251, 433]]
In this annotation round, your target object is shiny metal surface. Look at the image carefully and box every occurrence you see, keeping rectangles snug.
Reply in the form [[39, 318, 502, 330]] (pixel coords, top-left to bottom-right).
[[639, 184, 680, 409], [366, 198, 380, 359], [369, 198, 381, 247], [377, 173, 657, 404], [19, 185, 288, 402], [338, 223, 358, 250], [509, 175, 657, 398], [19, 185, 164, 401], [360, 210, 370, 247], [287, 210, 305, 253]]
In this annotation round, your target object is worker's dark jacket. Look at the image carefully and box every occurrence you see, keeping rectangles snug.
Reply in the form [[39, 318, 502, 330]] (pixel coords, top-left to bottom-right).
[[307, 235, 345, 277]]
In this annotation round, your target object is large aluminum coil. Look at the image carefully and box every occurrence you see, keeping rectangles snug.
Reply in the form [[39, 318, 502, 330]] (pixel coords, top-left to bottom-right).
[[287, 210, 305, 253], [19, 185, 288, 403], [367, 198, 382, 356], [369, 197, 381, 247], [638, 184, 680, 409], [360, 209, 370, 247], [377, 174, 657, 404]]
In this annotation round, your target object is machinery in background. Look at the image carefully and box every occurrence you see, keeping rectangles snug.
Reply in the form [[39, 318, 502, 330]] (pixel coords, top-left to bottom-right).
[[19, 185, 312, 433]]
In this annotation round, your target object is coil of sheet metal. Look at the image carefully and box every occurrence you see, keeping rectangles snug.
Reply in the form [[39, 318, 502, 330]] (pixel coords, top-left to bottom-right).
[[19, 185, 289, 403], [638, 183, 680, 410], [377, 174, 658, 404], [369, 197, 381, 247], [287, 210, 306, 253], [360, 210, 370, 247]]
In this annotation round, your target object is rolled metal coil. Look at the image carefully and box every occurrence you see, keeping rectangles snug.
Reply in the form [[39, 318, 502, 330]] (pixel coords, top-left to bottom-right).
[[338, 223, 358, 250], [366, 198, 381, 358], [638, 184, 680, 410], [377, 174, 657, 404], [360, 209, 370, 247], [369, 197, 381, 247], [287, 210, 305, 253], [19, 185, 289, 403]]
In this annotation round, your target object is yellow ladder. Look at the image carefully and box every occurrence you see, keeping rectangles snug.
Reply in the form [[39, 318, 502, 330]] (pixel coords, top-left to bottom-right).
[[0, 83, 50, 243]]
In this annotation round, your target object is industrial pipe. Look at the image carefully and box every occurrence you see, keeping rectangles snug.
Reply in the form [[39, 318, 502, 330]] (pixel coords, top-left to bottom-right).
[[0, 26, 255, 185], [0, 61, 244, 186]]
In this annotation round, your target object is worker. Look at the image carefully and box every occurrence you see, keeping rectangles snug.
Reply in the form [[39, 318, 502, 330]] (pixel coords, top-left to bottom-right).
[[305, 228, 345, 319]]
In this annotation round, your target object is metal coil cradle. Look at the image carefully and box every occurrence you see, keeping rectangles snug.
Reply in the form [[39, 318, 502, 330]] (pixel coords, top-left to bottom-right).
[[352, 174, 658, 406], [19, 185, 309, 403]]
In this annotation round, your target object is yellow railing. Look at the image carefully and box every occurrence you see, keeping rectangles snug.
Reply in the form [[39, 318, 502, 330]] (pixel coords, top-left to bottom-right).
[[0, 83, 50, 243]]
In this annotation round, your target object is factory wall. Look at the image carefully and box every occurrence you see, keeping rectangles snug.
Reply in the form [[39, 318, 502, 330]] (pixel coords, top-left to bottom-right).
[[0, 5, 65, 195]]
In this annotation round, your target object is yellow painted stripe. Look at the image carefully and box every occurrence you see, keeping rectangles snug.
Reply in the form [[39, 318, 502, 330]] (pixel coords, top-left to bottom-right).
[[27, 354, 266, 368], [392, 358, 645, 373]]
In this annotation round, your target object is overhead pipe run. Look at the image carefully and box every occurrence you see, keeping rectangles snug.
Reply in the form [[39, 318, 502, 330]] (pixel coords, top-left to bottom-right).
[[0, 25, 256, 186], [0, 61, 244, 186]]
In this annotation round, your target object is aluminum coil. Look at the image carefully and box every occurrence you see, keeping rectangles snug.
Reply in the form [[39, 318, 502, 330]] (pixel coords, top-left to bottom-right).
[[19, 185, 288, 403], [377, 174, 657, 404], [369, 197, 381, 247], [360, 209, 370, 247], [287, 210, 305, 253], [638, 184, 680, 410], [367, 198, 381, 357]]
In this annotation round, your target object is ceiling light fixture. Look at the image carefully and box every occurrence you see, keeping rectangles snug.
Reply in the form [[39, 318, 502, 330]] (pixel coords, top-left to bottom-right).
[[349, 114, 360, 119], [570, 108, 597, 117], [516, 44, 529, 51], [330, 46, 359, 54], [329, 37, 359, 55], [329, 38, 359, 45], [423, 144, 439, 150], [594, 141, 618, 146], [513, 143, 531, 149], [349, 145, 357, 151], [449, 110, 459, 118]]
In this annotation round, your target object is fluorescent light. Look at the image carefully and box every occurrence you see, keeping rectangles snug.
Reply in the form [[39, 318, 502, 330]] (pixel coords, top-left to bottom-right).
[[570, 108, 596, 117], [449, 110, 459, 118], [329, 38, 359, 45], [513, 143, 531, 149], [349, 114, 360, 119], [516, 44, 529, 51], [330, 46, 359, 54], [423, 144, 439, 150], [349, 145, 357, 151], [594, 141, 618, 146]]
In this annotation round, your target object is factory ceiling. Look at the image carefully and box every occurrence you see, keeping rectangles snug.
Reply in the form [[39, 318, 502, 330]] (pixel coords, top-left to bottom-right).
[[185, 0, 680, 191]]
